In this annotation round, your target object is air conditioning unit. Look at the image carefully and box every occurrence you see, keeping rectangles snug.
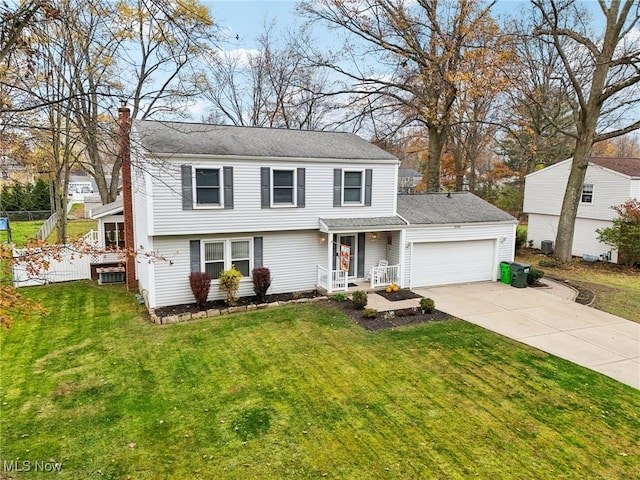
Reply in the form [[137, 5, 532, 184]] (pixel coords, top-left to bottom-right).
[[97, 266, 126, 284], [541, 240, 554, 254]]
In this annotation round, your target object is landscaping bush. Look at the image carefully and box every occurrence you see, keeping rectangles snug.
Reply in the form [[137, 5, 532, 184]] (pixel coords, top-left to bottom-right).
[[189, 272, 211, 310], [420, 297, 435, 313], [251, 267, 271, 303], [361, 308, 377, 319], [515, 225, 527, 253], [334, 293, 347, 302], [527, 268, 545, 286], [219, 266, 242, 306], [351, 290, 368, 310]]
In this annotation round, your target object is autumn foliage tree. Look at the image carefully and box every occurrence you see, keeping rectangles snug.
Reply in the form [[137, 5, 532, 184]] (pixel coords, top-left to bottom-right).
[[597, 200, 640, 267]]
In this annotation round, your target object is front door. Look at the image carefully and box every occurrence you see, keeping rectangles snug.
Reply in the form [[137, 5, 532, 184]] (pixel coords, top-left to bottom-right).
[[335, 234, 357, 278]]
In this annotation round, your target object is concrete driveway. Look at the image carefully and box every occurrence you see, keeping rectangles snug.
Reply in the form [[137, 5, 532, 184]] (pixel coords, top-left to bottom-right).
[[412, 282, 640, 390]]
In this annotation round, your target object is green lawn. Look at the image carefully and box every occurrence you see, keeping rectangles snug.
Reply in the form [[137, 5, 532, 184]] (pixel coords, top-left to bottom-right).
[[47, 219, 97, 242], [4, 220, 44, 247], [517, 250, 640, 322], [1, 282, 639, 479]]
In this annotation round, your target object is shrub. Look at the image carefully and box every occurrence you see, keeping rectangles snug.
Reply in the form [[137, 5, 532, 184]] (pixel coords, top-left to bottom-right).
[[361, 308, 377, 319], [527, 267, 545, 286], [515, 225, 527, 253], [189, 272, 211, 310], [420, 297, 435, 313], [219, 266, 243, 306], [334, 293, 347, 302], [351, 290, 368, 310], [251, 267, 271, 303]]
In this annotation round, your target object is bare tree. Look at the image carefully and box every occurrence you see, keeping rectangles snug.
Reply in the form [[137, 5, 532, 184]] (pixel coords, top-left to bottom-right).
[[299, 0, 506, 191], [203, 23, 334, 130], [532, 0, 640, 262]]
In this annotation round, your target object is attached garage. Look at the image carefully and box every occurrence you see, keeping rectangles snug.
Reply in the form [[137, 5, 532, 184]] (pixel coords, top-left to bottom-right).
[[410, 239, 496, 287], [397, 193, 518, 289]]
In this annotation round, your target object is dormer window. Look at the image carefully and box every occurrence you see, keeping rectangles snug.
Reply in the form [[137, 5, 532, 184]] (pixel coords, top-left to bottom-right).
[[581, 184, 594, 204]]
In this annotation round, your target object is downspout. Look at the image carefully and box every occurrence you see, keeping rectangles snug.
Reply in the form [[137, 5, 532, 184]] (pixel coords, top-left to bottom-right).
[[118, 102, 136, 291]]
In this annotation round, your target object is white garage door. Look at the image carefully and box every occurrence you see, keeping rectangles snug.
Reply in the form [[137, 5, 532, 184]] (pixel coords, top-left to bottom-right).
[[411, 239, 496, 287]]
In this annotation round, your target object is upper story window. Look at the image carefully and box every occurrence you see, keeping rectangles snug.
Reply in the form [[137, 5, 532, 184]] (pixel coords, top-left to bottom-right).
[[581, 184, 594, 204], [343, 170, 364, 204], [203, 238, 251, 279], [261, 167, 305, 208], [272, 169, 296, 205], [181, 165, 233, 210], [195, 168, 221, 206]]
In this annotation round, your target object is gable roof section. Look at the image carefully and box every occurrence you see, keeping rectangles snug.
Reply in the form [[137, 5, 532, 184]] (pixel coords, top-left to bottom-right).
[[133, 120, 398, 162], [589, 157, 640, 178], [89, 197, 123, 219], [397, 192, 516, 225]]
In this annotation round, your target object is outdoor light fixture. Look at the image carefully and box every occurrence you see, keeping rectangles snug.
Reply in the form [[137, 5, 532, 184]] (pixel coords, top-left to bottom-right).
[[370, 232, 379, 240]]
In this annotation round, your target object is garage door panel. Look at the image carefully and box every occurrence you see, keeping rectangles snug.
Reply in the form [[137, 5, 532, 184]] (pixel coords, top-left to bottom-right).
[[411, 240, 495, 287]]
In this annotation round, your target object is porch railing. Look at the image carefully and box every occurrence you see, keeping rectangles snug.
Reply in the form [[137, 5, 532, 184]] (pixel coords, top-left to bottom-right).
[[370, 264, 400, 289], [317, 265, 348, 292], [83, 229, 99, 245]]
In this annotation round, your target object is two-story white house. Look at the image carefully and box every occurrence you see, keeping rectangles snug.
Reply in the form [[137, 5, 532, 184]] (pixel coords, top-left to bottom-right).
[[523, 157, 640, 262], [129, 120, 517, 309]]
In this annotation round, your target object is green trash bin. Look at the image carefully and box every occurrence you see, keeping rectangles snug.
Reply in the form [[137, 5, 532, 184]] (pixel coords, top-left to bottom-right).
[[510, 262, 530, 288], [500, 262, 512, 284]]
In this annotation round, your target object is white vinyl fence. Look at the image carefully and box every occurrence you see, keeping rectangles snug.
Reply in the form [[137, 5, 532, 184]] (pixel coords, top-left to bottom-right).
[[12, 246, 120, 287]]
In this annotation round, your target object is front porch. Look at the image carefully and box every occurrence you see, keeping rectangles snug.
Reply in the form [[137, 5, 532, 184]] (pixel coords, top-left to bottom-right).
[[316, 263, 401, 294]]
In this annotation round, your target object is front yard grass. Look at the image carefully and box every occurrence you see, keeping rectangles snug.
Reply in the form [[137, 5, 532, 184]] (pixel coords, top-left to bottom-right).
[[1, 282, 639, 479], [517, 250, 640, 322], [4, 220, 44, 247]]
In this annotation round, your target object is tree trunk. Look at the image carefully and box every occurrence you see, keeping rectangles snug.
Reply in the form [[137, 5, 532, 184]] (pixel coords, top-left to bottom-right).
[[426, 127, 446, 192], [553, 137, 593, 262]]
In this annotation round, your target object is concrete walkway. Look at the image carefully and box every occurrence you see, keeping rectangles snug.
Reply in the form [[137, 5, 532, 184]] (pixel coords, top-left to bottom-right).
[[408, 282, 639, 390]]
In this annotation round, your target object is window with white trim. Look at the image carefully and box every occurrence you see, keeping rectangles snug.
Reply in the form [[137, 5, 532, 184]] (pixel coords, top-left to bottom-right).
[[195, 168, 221, 206], [272, 169, 296, 205], [343, 170, 363, 204], [203, 239, 252, 279], [581, 184, 594, 204]]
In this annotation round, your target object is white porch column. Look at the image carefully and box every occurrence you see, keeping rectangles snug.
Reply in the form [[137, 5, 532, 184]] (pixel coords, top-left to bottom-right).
[[326, 232, 334, 293], [399, 229, 407, 289]]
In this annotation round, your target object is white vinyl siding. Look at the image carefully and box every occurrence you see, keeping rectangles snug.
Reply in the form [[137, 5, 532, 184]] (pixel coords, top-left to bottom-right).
[[144, 231, 326, 308], [144, 158, 398, 236], [524, 159, 634, 221], [527, 213, 618, 262]]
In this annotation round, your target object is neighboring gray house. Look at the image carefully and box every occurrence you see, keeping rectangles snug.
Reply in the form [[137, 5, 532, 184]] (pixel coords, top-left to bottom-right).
[[398, 168, 422, 193], [524, 157, 640, 262], [129, 121, 517, 309]]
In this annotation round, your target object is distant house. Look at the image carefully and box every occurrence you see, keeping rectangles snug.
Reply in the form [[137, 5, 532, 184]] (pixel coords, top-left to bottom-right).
[[398, 168, 422, 193], [523, 157, 640, 262], [127, 120, 517, 310], [0, 155, 32, 184]]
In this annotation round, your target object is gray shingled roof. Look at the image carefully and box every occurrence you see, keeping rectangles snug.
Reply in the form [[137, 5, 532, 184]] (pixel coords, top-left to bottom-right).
[[89, 197, 123, 219], [321, 216, 408, 228], [397, 192, 516, 224], [133, 120, 398, 161]]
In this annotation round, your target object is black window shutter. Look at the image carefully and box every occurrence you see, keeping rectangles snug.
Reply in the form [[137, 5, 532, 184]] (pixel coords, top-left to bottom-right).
[[181, 165, 193, 210], [333, 168, 342, 207], [261, 167, 270, 208], [357, 232, 365, 278], [189, 240, 201, 272], [297, 168, 305, 208], [365, 169, 373, 206], [223, 166, 233, 209], [254, 237, 263, 268]]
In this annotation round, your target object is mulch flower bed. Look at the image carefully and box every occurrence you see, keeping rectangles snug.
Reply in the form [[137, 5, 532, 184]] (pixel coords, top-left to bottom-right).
[[375, 288, 422, 301], [328, 298, 455, 331]]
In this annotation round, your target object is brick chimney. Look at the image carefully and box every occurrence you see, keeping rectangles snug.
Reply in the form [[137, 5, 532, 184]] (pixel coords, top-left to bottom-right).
[[118, 101, 136, 291]]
